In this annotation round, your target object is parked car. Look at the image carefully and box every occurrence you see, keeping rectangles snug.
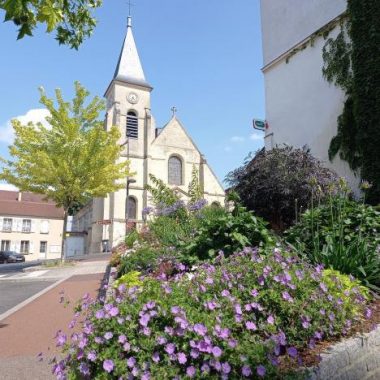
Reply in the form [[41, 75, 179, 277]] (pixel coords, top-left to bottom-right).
[[0, 251, 26, 264]]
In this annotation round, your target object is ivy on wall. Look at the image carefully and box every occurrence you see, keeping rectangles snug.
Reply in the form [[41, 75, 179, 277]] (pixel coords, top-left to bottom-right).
[[323, 0, 380, 204]]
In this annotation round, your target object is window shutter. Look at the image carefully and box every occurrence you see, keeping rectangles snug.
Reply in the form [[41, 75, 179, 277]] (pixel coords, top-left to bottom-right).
[[0, 217, 3, 231], [15, 240, 21, 253], [29, 241, 34, 253], [31, 220, 37, 233], [10, 241, 16, 251], [40, 220, 49, 234]]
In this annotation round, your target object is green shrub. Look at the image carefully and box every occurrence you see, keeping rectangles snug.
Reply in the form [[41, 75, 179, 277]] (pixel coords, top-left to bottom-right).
[[113, 271, 143, 289], [57, 246, 370, 379], [179, 198, 275, 264], [125, 230, 139, 248], [118, 247, 160, 277], [286, 195, 380, 290]]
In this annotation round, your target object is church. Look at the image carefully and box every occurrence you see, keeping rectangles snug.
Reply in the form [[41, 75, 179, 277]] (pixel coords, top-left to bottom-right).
[[72, 16, 225, 254]]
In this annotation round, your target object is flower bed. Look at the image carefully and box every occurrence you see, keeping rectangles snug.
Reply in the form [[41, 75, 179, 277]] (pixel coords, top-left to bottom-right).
[[53, 246, 370, 379]]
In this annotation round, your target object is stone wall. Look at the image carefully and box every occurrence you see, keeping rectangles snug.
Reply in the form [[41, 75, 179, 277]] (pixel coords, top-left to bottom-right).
[[308, 325, 380, 379]]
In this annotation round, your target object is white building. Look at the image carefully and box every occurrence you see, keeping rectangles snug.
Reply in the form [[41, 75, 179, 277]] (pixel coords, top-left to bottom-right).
[[73, 16, 225, 254], [0, 190, 64, 261], [260, 0, 359, 193]]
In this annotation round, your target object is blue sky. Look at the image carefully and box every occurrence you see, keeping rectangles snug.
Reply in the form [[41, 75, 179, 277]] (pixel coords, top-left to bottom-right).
[[0, 0, 264, 188]]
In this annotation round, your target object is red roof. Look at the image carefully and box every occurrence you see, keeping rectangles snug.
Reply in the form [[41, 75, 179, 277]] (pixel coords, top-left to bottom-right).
[[0, 191, 64, 219]]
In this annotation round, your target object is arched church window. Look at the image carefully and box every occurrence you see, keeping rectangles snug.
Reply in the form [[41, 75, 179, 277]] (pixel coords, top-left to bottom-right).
[[126, 196, 137, 220], [168, 156, 183, 185], [126, 111, 138, 139]]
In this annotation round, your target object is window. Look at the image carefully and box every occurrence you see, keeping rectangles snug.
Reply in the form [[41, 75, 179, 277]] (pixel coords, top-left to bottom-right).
[[40, 241, 47, 254], [126, 111, 138, 139], [1, 240, 10, 251], [20, 241, 30, 254], [3, 218, 12, 232], [22, 219, 31, 233], [168, 156, 183, 185], [126, 196, 137, 220]]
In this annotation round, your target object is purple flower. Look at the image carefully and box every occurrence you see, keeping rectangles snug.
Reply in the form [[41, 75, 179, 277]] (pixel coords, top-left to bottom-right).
[[282, 291, 294, 302], [152, 352, 160, 363], [103, 359, 114, 373], [123, 342, 131, 351], [257, 365, 266, 377], [141, 372, 151, 380], [301, 315, 311, 329], [193, 323, 207, 336], [245, 321, 257, 330], [222, 362, 231, 374], [87, 351, 97, 362], [127, 357, 136, 368], [319, 282, 328, 293], [109, 306, 119, 317], [242, 365, 252, 377], [157, 336, 167, 345], [104, 332, 113, 340], [177, 352, 187, 364], [95, 309, 105, 319], [190, 349, 200, 359], [139, 313, 151, 327], [365, 308, 372, 319], [165, 343, 176, 355], [201, 363, 210, 373], [55, 332, 66, 347], [186, 366, 196, 378], [267, 315, 275, 325], [234, 304, 242, 315], [79, 362, 90, 376], [212, 346, 223, 358], [250, 288, 259, 297], [287, 347, 298, 358], [221, 289, 230, 297]]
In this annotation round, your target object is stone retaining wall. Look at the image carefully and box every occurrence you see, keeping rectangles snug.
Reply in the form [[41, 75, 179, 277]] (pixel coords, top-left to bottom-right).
[[308, 325, 380, 380]]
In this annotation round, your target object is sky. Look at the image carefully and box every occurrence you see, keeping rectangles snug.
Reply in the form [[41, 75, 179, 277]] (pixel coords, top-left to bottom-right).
[[0, 0, 265, 189]]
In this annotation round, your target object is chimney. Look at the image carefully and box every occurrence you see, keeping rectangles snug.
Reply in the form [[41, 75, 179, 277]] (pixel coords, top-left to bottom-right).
[[18, 191, 22, 202]]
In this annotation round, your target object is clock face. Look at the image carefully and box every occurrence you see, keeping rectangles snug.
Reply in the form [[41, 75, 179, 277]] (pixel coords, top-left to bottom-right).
[[128, 92, 139, 104]]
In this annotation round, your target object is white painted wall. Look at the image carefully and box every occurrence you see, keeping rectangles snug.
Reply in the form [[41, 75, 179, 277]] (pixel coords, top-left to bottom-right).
[[260, 0, 360, 194], [261, 0, 347, 65]]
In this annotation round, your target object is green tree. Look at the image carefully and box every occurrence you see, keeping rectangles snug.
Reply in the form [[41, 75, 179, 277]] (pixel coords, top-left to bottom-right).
[[0, 81, 131, 259], [0, 0, 102, 49]]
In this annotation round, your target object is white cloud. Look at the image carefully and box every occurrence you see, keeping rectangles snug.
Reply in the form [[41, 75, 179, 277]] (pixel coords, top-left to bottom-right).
[[230, 136, 245, 143], [250, 132, 264, 141], [0, 108, 50, 144], [0, 183, 18, 191]]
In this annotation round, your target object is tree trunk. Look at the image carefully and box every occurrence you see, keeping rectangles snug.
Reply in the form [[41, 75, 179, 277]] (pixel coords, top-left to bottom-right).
[[61, 211, 68, 262]]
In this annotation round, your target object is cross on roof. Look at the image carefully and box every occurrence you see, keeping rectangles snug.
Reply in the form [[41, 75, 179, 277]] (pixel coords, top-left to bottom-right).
[[171, 106, 177, 117], [127, 0, 134, 16]]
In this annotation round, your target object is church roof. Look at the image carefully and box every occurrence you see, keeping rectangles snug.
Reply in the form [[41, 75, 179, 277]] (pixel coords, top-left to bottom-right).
[[113, 16, 151, 89]]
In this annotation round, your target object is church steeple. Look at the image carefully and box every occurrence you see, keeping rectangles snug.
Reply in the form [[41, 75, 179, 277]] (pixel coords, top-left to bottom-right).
[[113, 16, 151, 89]]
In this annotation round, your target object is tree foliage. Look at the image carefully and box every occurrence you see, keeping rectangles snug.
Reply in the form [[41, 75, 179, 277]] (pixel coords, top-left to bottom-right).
[[0, 0, 102, 49], [323, 0, 380, 204], [226, 146, 339, 231], [0, 81, 131, 257], [187, 165, 203, 203]]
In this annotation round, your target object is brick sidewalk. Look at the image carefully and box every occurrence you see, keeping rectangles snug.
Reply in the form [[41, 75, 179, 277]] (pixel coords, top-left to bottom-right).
[[0, 272, 104, 379]]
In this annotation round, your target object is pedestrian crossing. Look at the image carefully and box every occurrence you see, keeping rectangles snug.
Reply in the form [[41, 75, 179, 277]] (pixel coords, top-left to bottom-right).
[[0, 270, 50, 281]]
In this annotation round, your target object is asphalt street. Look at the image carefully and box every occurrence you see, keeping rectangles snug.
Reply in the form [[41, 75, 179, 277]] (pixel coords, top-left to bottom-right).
[[0, 280, 55, 315]]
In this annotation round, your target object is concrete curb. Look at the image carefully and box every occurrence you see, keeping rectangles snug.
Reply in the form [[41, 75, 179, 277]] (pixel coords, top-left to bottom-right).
[[0, 275, 72, 322]]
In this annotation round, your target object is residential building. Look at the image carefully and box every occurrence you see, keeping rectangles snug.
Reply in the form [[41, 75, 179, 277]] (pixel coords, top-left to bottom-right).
[[0, 190, 64, 261], [260, 0, 359, 193], [72, 16, 225, 254]]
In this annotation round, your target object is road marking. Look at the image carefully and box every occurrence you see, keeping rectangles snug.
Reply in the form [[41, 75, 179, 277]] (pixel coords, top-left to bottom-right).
[[23, 270, 49, 278]]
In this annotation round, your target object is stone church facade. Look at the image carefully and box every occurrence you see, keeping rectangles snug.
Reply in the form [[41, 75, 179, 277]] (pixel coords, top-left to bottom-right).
[[73, 16, 225, 254]]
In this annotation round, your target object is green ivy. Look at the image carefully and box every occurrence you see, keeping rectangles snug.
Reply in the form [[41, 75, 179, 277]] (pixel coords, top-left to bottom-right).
[[323, 0, 380, 204]]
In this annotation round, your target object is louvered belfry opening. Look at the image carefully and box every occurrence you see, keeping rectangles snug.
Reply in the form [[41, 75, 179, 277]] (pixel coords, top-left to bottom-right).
[[126, 111, 138, 138]]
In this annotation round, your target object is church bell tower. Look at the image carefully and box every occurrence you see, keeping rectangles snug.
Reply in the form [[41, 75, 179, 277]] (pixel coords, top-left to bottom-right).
[[99, 15, 155, 249]]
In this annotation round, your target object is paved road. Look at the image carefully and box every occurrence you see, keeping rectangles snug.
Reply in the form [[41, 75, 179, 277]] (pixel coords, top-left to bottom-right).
[[0, 280, 55, 315]]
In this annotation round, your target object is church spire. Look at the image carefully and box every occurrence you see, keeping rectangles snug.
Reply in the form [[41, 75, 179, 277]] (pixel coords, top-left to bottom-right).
[[113, 16, 151, 88]]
